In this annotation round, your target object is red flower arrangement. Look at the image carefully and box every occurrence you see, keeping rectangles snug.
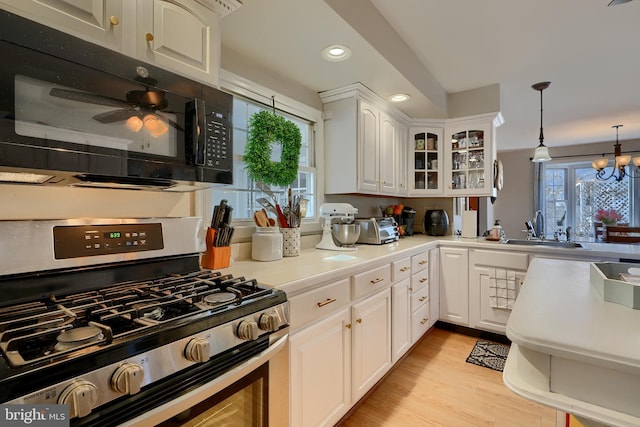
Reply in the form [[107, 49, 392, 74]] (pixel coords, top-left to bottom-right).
[[595, 208, 622, 226]]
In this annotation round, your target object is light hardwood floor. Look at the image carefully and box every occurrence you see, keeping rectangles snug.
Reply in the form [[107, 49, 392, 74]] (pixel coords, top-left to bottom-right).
[[338, 327, 557, 427]]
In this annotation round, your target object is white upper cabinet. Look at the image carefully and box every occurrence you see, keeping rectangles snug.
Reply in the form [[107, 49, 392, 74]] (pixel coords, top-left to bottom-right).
[[0, 0, 240, 86], [136, 0, 220, 86], [0, 0, 125, 51], [408, 124, 445, 196], [321, 83, 409, 196], [444, 112, 503, 197]]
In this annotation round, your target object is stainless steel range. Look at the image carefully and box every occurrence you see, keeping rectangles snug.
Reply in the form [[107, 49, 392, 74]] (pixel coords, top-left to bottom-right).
[[0, 218, 289, 426]]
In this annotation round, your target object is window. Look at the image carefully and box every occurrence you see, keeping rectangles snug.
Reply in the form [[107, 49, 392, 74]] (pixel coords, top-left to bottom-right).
[[206, 72, 319, 231], [541, 160, 637, 240]]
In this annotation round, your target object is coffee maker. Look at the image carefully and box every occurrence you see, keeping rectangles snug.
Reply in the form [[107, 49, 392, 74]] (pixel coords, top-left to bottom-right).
[[400, 207, 416, 236]]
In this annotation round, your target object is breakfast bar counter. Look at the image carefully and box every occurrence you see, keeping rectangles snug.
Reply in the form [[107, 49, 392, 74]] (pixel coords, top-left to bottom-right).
[[503, 257, 640, 427]]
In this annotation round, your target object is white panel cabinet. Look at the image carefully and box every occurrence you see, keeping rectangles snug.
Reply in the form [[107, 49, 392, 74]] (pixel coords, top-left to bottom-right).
[[351, 288, 392, 402], [408, 125, 445, 196], [0, 0, 226, 86], [290, 308, 351, 427], [409, 251, 430, 343], [321, 84, 409, 196], [439, 247, 469, 326], [468, 249, 528, 334], [428, 248, 440, 328], [391, 257, 412, 363]]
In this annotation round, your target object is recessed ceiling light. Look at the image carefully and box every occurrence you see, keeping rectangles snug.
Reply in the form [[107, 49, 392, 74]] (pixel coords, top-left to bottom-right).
[[389, 93, 411, 103], [321, 45, 352, 62]]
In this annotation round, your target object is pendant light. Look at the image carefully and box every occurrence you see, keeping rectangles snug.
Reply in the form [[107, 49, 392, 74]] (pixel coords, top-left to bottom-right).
[[531, 82, 552, 162], [592, 125, 640, 181]]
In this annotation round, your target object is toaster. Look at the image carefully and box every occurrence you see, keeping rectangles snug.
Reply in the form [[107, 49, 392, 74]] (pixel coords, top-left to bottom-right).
[[355, 217, 399, 244]]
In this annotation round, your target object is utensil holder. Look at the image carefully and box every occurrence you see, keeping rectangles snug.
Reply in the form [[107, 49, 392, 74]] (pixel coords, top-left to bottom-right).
[[201, 228, 231, 269], [282, 227, 301, 257]]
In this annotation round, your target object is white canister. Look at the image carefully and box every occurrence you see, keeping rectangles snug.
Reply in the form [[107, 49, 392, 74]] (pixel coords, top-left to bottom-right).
[[252, 227, 283, 261]]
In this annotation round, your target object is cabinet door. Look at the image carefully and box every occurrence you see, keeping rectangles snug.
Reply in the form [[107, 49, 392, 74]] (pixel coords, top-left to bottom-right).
[[352, 288, 391, 402], [445, 121, 491, 196], [396, 123, 408, 195], [409, 127, 444, 195], [391, 278, 411, 363], [0, 0, 124, 51], [470, 264, 525, 334], [429, 248, 440, 328], [290, 308, 351, 427], [357, 100, 379, 193], [379, 111, 397, 195], [439, 247, 469, 325], [137, 0, 220, 85]]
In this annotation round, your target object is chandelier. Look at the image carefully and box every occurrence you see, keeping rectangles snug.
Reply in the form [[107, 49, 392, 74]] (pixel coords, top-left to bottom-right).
[[592, 125, 640, 181], [531, 82, 552, 162]]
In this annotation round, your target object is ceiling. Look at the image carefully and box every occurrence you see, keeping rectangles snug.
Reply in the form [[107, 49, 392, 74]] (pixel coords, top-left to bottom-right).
[[220, 0, 640, 152]]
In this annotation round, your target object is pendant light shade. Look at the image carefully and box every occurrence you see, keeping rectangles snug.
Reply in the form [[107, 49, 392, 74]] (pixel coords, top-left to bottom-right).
[[531, 82, 552, 163], [592, 125, 640, 181]]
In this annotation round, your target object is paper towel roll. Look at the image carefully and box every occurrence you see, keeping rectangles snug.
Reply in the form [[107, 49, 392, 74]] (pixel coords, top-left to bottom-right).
[[462, 210, 477, 238]]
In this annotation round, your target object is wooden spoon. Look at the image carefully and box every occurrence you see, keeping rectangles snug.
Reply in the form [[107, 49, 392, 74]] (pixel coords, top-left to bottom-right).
[[253, 211, 268, 227]]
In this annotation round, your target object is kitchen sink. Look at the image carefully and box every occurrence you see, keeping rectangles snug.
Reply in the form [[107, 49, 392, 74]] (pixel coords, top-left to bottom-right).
[[502, 239, 583, 248]]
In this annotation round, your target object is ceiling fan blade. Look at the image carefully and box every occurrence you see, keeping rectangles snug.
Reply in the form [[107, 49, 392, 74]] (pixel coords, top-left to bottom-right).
[[155, 111, 183, 131], [608, 0, 632, 6], [92, 108, 138, 124], [49, 88, 129, 108]]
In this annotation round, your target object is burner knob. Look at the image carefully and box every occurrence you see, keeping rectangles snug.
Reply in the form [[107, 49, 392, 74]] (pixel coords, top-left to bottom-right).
[[111, 362, 145, 395], [236, 320, 259, 341], [258, 312, 279, 332], [185, 337, 211, 363], [58, 380, 98, 418]]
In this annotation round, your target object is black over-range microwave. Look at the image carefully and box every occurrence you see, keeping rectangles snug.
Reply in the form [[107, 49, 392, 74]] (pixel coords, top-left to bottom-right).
[[0, 10, 232, 191]]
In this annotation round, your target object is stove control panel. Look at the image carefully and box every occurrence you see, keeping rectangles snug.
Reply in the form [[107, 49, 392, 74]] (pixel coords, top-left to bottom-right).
[[53, 223, 164, 259]]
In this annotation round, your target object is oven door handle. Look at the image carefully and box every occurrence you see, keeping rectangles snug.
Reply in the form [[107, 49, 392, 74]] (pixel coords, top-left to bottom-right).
[[122, 329, 289, 427]]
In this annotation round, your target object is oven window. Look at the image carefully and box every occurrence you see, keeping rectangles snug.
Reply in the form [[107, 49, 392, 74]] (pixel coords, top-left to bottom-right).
[[14, 74, 178, 157], [157, 363, 268, 427]]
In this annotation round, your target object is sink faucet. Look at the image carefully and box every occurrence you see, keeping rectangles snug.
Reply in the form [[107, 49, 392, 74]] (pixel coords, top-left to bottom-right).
[[533, 210, 545, 240]]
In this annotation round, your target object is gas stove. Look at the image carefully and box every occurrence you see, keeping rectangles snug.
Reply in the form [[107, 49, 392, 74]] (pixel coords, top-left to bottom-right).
[[0, 218, 288, 426]]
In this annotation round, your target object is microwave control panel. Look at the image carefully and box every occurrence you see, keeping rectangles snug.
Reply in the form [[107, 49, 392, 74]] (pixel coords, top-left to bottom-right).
[[53, 223, 164, 259], [205, 112, 229, 168]]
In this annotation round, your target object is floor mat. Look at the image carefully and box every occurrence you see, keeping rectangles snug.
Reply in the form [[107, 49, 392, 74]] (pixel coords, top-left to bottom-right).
[[465, 340, 510, 372]]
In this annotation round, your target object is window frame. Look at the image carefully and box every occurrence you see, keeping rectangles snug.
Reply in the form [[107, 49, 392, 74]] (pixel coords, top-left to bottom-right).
[[195, 70, 325, 242]]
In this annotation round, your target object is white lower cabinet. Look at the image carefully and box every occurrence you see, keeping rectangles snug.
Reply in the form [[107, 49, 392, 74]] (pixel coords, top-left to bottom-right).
[[391, 278, 411, 363], [428, 248, 440, 328], [439, 247, 469, 326], [469, 249, 528, 334], [351, 288, 392, 402], [290, 308, 351, 427]]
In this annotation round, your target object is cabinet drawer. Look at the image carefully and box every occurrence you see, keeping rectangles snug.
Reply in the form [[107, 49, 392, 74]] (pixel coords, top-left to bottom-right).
[[470, 249, 529, 270], [289, 278, 350, 330], [411, 303, 430, 342], [411, 285, 429, 312], [411, 269, 429, 293], [411, 252, 429, 272], [352, 264, 391, 300], [392, 257, 411, 282]]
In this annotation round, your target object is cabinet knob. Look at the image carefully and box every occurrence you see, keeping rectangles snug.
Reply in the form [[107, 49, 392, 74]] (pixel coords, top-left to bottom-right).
[[145, 32, 154, 42], [356, 318, 362, 324], [110, 16, 120, 26], [346, 323, 352, 329]]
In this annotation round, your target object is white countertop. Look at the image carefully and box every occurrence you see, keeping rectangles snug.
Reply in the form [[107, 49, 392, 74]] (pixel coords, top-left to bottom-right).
[[504, 258, 640, 427], [221, 235, 638, 296]]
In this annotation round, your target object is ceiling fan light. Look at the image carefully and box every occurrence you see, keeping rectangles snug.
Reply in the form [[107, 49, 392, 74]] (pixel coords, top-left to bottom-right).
[[143, 114, 160, 132], [125, 116, 143, 132], [592, 158, 609, 170], [633, 157, 640, 167], [616, 154, 631, 167], [150, 119, 168, 137], [532, 145, 551, 162]]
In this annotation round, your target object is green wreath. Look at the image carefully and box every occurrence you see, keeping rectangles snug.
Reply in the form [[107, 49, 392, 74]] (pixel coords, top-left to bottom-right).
[[244, 110, 302, 187]]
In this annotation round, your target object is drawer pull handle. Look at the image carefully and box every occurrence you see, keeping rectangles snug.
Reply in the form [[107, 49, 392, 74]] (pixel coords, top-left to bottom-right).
[[419, 278, 428, 283], [419, 260, 428, 265], [420, 318, 429, 325], [419, 296, 428, 302], [370, 277, 384, 285], [317, 298, 336, 308], [400, 267, 410, 272]]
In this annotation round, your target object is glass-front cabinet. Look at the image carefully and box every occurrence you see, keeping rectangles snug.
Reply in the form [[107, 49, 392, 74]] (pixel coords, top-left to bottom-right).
[[444, 113, 502, 197], [409, 126, 444, 195]]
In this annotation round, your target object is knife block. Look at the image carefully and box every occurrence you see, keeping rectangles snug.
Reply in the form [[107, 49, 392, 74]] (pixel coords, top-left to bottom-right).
[[201, 228, 231, 269]]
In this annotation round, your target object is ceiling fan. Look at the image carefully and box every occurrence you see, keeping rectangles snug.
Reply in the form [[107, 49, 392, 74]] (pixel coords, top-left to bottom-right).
[[48, 86, 182, 134], [608, 0, 633, 6]]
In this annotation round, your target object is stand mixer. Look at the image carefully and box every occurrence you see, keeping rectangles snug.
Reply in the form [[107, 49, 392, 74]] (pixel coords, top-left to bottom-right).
[[316, 203, 359, 251]]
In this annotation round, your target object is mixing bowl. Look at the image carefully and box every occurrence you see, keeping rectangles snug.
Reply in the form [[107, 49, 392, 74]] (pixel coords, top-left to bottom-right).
[[332, 223, 361, 246]]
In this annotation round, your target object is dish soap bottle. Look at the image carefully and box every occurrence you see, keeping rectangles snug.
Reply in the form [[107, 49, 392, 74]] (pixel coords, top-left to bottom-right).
[[490, 220, 503, 240]]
